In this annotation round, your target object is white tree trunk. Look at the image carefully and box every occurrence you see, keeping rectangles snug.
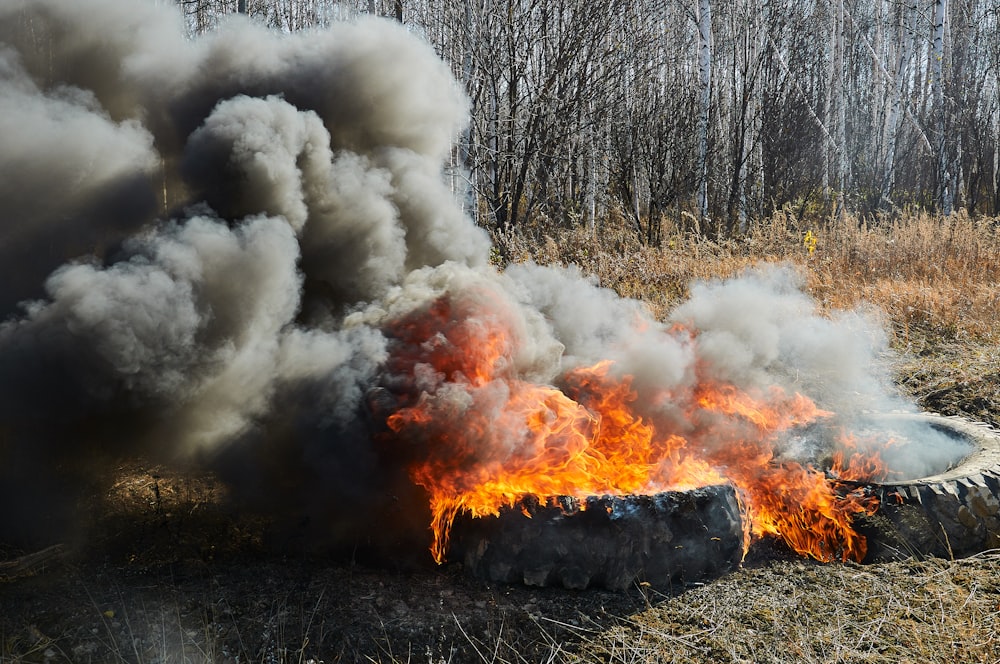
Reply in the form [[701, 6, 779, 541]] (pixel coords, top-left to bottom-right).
[[834, 0, 847, 216], [733, 0, 760, 232], [584, 96, 597, 231], [931, 0, 951, 213], [695, 0, 712, 222], [822, 4, 832, 207], [458, 0, 478, 221], [881, 1, 917, 209]]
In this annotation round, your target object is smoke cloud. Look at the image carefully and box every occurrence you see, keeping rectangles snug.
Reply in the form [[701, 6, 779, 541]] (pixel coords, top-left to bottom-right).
[[0, 0, 966, 554]]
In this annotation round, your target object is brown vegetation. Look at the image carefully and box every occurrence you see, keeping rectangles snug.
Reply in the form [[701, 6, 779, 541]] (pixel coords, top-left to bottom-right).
[[499, 211, 1000, 426], [2, 212, 999, 663]]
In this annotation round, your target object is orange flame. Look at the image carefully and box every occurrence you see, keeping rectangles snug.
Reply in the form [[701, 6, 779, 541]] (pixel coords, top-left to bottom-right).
[[383, 294, 887, 564]]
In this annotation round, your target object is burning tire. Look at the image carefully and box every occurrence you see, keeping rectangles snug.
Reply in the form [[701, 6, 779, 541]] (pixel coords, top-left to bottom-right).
[[857, 413, 1000, 561], [448, 484, 745, 591]]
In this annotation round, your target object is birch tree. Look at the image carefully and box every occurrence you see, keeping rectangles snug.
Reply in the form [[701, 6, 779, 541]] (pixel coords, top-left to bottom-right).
[[174, 0, 1000, 228], [831, 0, 847, 216], [931, 0, 950, 213], [722, 0, 765, 233], [695, 0, 712, 223], [880, 0, 917, 210]]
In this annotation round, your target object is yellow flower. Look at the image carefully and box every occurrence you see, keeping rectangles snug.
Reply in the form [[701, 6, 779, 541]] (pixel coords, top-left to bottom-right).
[[803, 230, 817, 255]]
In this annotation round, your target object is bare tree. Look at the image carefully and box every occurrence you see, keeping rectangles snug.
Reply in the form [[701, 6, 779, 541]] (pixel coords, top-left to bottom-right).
[[174, 0, 1000, 229], [695, 0, 712, 223], [880, 1, 917, 210], [722, 0, 765, 233], [931, 0, 951, 213]]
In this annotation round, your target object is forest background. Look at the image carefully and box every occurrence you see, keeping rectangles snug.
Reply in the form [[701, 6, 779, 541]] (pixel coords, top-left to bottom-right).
[[180, 0, 1000, 246]]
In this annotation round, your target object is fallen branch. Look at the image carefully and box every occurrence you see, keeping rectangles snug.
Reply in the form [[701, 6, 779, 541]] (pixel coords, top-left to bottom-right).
[[0, 544, 66, 582]]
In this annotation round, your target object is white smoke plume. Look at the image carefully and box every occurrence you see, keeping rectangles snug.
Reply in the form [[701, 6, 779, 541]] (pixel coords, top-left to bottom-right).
[[0, 0, 965, 555]]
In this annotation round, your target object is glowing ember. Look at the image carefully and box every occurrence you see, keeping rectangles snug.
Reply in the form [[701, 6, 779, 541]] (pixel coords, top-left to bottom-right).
[[384, 294, 887, 564]]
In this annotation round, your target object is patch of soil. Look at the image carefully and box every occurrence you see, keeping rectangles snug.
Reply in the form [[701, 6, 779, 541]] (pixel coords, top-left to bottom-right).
[[895, 339, 1000, 427]]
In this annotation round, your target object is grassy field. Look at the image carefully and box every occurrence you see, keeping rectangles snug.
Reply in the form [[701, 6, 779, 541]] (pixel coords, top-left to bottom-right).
[[499, 211, 1000, 426], [2, 212, 999, 663]]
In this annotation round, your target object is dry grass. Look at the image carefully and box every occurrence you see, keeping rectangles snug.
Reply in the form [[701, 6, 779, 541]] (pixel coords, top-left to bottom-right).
[[815, 212, 1000, 344], [6, 533, 998, 663], [3, 211, 999, 663], [497, 211, 1000, 345], [570, 554, 1000, 664], [495, 210, 1000, 426]]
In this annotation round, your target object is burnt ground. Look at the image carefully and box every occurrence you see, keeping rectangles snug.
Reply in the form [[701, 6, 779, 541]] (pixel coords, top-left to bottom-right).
[[2, 346, 999, 664]]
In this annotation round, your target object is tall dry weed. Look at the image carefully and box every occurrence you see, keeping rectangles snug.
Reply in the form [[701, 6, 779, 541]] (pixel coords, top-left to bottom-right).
[[492, 211, 1000, 345]]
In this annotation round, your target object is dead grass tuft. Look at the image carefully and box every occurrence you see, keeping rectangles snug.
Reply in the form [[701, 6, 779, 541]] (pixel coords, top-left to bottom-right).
[[492, 211, 1000, 425], [493, 211, 1000, 345], [572, 554, 1000, 664]]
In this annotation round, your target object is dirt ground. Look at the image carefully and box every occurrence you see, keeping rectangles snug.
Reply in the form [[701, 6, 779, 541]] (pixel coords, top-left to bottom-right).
[[2, 345, 998, 664]]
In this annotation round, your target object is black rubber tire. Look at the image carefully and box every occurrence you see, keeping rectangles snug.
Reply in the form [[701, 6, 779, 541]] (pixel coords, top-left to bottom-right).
[[856, 412, 1000, 562], [449, 485, 745, 591]]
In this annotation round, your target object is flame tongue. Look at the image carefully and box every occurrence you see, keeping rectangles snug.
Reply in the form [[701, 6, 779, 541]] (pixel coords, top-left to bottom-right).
[[691, 385, 883, 561], [383, 293, 883, 564]]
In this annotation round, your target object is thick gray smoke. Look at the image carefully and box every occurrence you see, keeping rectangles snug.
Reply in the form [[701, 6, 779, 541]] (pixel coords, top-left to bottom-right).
[[0, 0, 965, 554], [0, 0, 484, 549]]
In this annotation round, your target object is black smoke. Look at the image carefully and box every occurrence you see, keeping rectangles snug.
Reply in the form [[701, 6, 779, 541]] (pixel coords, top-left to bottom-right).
[[0, 0, 965, 556], [0, 0, 485, 550]]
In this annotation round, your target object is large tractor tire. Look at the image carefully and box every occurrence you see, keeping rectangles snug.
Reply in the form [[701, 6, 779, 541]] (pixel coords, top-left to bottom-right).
[[449, 485, 745, 591], [857, 413, 1000, 561]]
